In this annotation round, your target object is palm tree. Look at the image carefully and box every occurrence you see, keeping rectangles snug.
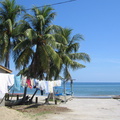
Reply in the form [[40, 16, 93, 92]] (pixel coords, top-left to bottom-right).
[[13, 6, 63, 104], [53, 27, 90, 80], [13, 6, 62, 79], [0, 0, 24, 68]]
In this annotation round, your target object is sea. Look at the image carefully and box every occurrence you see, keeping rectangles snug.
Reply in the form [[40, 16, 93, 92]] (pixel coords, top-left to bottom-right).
[[13, 82, 120, 97], [72, 82, 120, 97]]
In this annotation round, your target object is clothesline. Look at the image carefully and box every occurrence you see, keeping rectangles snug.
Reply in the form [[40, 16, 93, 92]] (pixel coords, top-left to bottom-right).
[[20, 76, 62, 94], [0, 73, 62, 98]]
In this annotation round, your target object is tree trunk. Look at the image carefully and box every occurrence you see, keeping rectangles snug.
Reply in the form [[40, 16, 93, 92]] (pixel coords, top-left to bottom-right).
[[29, 89, 38, 103], [44, 93, 54, 105], [22, 86, 28, 104]]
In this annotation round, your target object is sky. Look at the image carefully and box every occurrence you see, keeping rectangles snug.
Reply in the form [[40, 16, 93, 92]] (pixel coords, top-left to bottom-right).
[[10, 0, 120, 82]]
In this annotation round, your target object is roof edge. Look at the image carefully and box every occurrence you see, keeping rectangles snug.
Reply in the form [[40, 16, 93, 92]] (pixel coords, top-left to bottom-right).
[[0, 65, 12, 73]]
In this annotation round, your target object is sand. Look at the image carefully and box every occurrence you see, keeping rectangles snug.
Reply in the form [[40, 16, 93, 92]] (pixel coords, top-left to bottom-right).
[[0, 106, 32, 120], [0, 97, 120, 120]]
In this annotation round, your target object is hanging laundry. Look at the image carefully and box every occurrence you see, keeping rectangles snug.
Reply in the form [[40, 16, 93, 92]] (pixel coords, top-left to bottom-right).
[[26, 77, 32, 89], [41, 80, 47, 91], [45, 80, 61, 93], [0, 73, 15, 100], [53, 80, 61, 87], [30, 79, 34, 88], [45, 81, 49, 93], [37, 80, 41, 89], [0, 73, 10, 94], [0, 94, 4, 99], [33, 79, 39, 88], [48, 81, 54, 93], [37, 80, 46, 90], [8, 74, 14, 86], [13, 75, 21, 91], [21, 76, 27, 87]]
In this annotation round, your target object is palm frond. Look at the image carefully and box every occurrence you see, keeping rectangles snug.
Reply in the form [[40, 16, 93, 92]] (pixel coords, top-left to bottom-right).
[[62, 54, 73, 65], [70, 34, 84, 44], [68, 53, 91, 62], [70, 61, 86, 70], [54, 33, 68, 45], [14, 47, 33, 69], [66, 43, 79, 53], [24, 28, 36, 41], [45, 45, 62, 69], [13, 38, 32, 51], [4, 19, 12, 33]]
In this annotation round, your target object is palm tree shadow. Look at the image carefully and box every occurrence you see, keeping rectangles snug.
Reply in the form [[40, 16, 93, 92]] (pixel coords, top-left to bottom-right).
[[24, 103, 44, 109]]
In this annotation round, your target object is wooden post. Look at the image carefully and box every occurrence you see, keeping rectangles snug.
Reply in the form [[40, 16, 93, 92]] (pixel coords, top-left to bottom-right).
[[55, 99, 57, 105], [29, 89, 38, 103], [22, 86, 27, 104], [5, 94, 9, 100], [63, 80, 66, 103], [35, 97, 38, 104], [8, 94, 9, 100], [17, 95, 19, 100], [63, 80, 66, 95], [71, 80, 73, 96]]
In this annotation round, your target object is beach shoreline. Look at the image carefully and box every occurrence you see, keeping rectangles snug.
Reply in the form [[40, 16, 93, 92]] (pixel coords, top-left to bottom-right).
[[1, 96, 120, 120]]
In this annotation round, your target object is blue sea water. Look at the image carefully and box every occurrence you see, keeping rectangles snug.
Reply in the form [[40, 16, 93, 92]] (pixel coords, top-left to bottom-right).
[[13, 82, 120, 97], [72, 82, 120, 96]]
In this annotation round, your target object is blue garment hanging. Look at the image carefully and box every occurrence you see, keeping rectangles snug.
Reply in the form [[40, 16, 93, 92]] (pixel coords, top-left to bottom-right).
[[13, 76, 21, 91]]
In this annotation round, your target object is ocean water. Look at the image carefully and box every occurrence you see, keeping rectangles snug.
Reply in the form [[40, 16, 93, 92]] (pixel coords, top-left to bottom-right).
[[72, 82, 120, 96], [12, 82, 120, 97]]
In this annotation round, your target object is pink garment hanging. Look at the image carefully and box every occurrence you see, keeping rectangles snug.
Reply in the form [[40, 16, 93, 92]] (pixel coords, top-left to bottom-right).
[[26, 78, 32, 89]]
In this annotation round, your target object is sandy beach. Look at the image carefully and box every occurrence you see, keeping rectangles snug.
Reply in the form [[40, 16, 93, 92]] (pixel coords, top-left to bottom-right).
[[0, 97, 120, 120]]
